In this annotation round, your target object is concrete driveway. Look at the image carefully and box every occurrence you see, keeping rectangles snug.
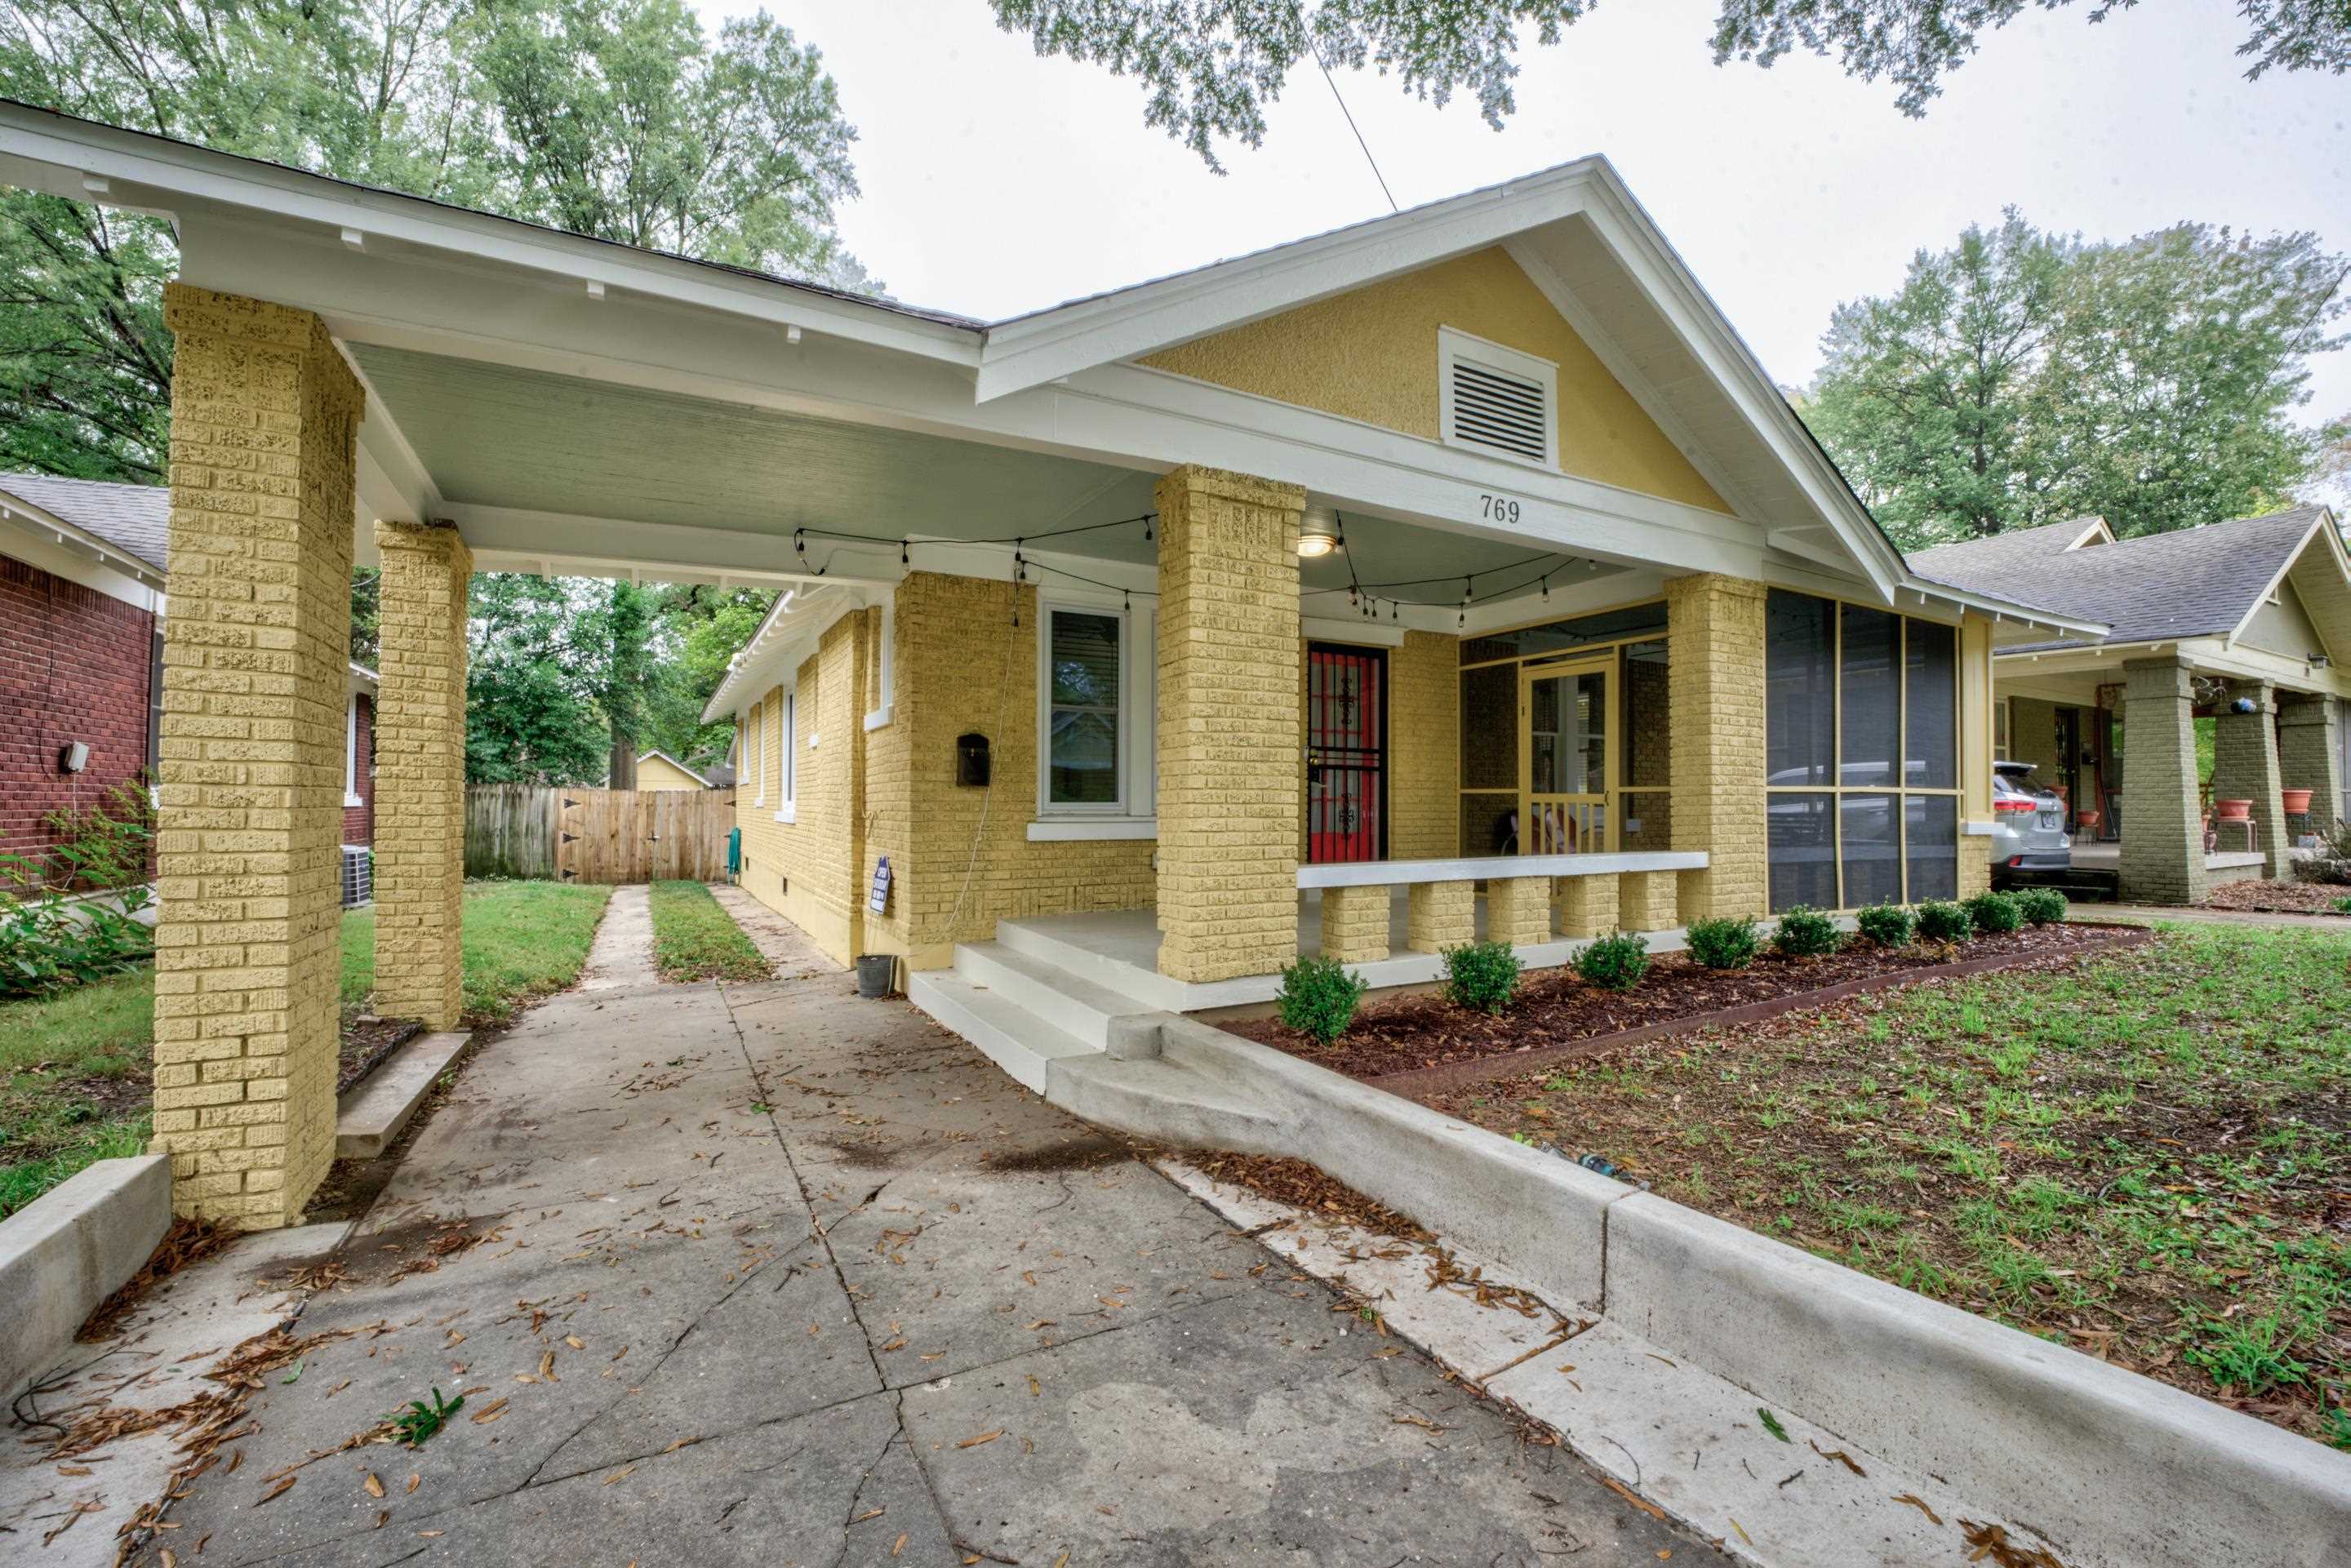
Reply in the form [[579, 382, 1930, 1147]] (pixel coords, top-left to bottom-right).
[[155, 941, 1706, 1566]]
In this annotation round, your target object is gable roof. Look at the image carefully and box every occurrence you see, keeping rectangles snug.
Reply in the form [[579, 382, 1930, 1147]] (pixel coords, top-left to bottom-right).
[[0, 472, 170, 577], [1909, 508, 2342, 650], [635, 748, 711, 787]]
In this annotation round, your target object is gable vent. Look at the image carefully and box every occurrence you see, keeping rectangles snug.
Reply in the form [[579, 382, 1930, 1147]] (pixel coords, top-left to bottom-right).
[[1439, 328, 1557, 469]]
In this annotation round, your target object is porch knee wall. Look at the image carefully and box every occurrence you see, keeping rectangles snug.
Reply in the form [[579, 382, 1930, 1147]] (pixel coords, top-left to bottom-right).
[[150, 283, 361, 1230], [1664, 573, 1767, 922], [1154, 467, 1304, 983], [372, 521, 471, 1028]]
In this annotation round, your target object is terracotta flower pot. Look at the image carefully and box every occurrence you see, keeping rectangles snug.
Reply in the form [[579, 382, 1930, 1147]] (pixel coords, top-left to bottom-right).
[[2282, 788, 2314, 815], [2215, 798, 2254, 821]]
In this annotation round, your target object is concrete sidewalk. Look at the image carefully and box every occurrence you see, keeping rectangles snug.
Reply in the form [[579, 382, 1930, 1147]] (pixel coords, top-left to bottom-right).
[[135, 962, 1705, 1565], [2072, 903, 2351, 931]]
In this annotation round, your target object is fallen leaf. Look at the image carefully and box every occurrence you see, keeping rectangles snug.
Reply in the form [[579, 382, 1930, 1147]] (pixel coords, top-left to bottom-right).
[[471, 1397, 509, 1424], [1026, 1376, 1040, 1398], [539, 1350, 558, 1383], [1601, 1477, 1664, 1521], [1730, 1518, 1753, 1547], [1757, 1408, 1792, 1443], [1810, 1440, 1866, 1477], [375, 1512, 389, 1530], [1893, 1494, 1944, 1528], [56, 1464, 94, 1477], [406, 1473, 421, 1495], [660, 1436, 702, 1454], [417, 1530, 444, 1538], [257, 1477, 296, 1506], [363, 1472, 385, 1499], [853, 1508, 885, 1522], [564, 1335, 584, 1349], [954, 1429, 1003, 1449], [891, 1535, 908, 1557], [601, 1466, 634, 1486]]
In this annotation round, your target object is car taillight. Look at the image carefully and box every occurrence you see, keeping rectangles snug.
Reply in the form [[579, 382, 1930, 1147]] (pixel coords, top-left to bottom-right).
[[1993, 800, 2033, 813]]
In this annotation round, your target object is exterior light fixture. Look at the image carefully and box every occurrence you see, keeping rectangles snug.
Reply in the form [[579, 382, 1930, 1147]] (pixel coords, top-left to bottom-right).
[[1296, 503, 1340, 558]]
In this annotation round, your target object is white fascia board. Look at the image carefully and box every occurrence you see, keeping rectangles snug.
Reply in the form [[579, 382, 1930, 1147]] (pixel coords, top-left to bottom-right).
[[701, 584, 882, 723], [1891, 576, 2109, 640], [0, 103, 980, 368], [0, 491, 167, 596], [976, 159, 1607, 402], [2002, 637, 2349, 699], [2226, 512, 2344, 647]]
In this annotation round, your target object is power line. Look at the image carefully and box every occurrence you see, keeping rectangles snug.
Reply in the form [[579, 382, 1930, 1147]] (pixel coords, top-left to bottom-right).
[[1306, 30, 1396, 214]]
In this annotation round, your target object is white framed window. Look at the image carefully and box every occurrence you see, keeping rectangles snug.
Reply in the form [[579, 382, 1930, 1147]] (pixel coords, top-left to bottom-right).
[[344, 694, 363, 807], [776, 689, 797, 822], [1034, 598, 1155, 832], [749, 700, 764, 805], [1438, 326, 1558, 470]]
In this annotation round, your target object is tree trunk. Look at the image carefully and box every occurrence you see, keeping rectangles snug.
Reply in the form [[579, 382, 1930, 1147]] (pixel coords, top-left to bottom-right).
[[608, 734, 637, 789]]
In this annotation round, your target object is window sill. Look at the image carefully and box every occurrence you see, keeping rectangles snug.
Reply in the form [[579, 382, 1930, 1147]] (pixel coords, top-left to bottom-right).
[[862, 705, 893, 732], [344, 793, 364, 809], [1961, 820, 1997, 837], [776, 806, 797, 824], [1027, 817, 1155, 842]]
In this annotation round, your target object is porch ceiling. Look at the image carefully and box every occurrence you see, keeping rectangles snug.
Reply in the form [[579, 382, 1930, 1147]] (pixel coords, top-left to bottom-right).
[[351, 343, 1584, 600]]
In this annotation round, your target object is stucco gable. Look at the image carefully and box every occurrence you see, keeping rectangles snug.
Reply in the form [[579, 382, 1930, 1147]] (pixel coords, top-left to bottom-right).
[[1138, 248, 1727, 515]]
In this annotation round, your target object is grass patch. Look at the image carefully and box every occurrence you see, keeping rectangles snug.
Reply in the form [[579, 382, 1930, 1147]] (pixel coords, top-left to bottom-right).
[[1429, 926, 2351, 1446], [648, 880, 771, 984], [2, 879, 612, 1217]]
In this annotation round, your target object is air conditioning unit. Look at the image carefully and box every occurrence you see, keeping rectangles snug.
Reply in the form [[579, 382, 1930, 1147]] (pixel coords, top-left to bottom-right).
[[341, 845, 373, 908]]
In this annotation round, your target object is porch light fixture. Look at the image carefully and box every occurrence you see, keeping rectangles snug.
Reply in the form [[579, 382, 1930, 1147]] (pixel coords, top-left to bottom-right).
[[1296, 504, 1340, 558]]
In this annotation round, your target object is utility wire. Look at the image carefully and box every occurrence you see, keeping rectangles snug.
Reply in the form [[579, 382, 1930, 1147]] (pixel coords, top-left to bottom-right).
[[1306, 29, 1396, 213]]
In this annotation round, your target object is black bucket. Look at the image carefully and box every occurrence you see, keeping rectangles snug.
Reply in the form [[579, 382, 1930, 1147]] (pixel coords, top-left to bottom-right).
[[854, 953, 896, 999]]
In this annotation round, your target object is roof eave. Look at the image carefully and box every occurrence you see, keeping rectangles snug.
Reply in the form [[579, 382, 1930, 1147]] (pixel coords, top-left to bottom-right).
[[0, 482, 168, 588]]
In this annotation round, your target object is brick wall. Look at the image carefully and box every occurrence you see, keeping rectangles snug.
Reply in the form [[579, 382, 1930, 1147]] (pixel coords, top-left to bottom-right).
[[0, 553, 156, 876], [735, 609, 870, 963], [1389, 630, 1458, 858], [371, 520, 470, 1028], [1665, 573, 1767, 921], [342, 692, 372, 846]]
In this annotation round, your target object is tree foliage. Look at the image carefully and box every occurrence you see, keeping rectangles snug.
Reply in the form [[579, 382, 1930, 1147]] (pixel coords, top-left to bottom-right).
[[1802, 211, 2349, 546], [990, 0, 2349, 165], [0, 0, 869, 480]]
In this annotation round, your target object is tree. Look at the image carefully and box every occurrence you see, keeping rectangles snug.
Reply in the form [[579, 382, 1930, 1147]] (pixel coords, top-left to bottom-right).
[[0, 0, 869, 479], [988, 1, 2349, 167], [1802, 213, 2348, 547], [464, 574, 611, 785]]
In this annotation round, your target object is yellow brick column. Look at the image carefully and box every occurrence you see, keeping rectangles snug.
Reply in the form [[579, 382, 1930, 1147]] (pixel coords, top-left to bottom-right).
[[1407, 881, 1473, 952], [150, 284, 362, 1230], [1618, 869, 1678, 931], [1154, 466, 1304, 982], [1487, 877, 1552, 945], [1317, 885, 1390, 963], [1556, 874, 1617, 937], [372, 521, 473, 1028], [1665, 574, 1768, 922]]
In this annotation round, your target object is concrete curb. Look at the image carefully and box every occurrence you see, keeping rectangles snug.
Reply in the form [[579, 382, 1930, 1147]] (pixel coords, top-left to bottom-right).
[[1050, 1016, 2351, 1568], [0, 1155, 171, 1397], [1366, 926, 2153, 1099], [335, 1030, 473, 1158]]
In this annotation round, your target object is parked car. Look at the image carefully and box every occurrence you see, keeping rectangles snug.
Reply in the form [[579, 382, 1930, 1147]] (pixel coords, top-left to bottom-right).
[[1991, 761, 2070, 886]]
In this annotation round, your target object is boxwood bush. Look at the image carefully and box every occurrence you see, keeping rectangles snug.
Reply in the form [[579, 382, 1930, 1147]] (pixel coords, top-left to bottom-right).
[[1440, 939, 1522, 1014], [1576, 930, 1650, 991], [2015, 886, 2069, 926], [1964, 889, 2025, 935], [1771, 906, 1841, 957], [1684, 916, 1762, 971], [1855, 902, 1916, 948], [1914, 899, 1973, 944], [1276, 954, 1368, 1045]]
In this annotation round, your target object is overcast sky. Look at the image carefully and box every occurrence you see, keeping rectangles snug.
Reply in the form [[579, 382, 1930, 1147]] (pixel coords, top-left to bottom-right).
[[696, 0, 2349, 426]]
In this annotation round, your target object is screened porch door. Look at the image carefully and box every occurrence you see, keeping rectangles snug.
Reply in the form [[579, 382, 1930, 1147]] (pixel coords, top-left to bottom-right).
[[1520, 655, 1612, 855]]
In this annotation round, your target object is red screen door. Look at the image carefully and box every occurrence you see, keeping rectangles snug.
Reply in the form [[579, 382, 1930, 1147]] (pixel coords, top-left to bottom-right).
[[1306, 644, 1387, 864]]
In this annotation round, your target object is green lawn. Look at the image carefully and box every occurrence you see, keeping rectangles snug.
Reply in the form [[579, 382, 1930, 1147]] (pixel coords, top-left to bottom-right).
[[647, 879, 771, 983], [1435, 925, 2351, 1448], [1, 878, 612, 1218]]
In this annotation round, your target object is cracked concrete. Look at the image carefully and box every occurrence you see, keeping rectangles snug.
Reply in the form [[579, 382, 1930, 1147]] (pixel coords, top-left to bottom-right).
[[136, 940, 1713, 1567]]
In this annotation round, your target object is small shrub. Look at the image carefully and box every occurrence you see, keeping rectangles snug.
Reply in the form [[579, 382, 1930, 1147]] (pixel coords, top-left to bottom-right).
[[1441, 939, 1522, 1014], [2015, 886, 2068, 926], [1771, 906, 1841, 957], [0, 853, 153, 1000], [1855, 903, 1916, 947], [1915, 899, 1973, 944], [1577, 930, 1650, 991], [1685, 916, 1762, 971], [1964, 889, 2024, 935], [1277, 954, 1368, 1045]]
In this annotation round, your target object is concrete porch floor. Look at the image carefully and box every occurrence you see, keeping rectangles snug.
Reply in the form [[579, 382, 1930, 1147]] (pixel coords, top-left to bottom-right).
[[118, 922, 1700, 1566], [1002, 890, 1696, 1012], [2069, 842, 2269, 879]]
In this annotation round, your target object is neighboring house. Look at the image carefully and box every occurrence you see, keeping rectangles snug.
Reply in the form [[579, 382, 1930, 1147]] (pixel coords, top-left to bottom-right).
[[629, 748, 713, 790], [344, 662, 379, 850], [0, 473, 167, 877], [6, 102, 2107, 1228], [1912, 508, 2350, 904]]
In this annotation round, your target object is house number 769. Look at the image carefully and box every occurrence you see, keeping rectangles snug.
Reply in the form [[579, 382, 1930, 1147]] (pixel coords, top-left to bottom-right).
[[1480, 494, 1522, 525]]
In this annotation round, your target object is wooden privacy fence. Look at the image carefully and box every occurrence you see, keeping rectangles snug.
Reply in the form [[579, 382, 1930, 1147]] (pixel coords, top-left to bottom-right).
[[464, 785, 736, 884]]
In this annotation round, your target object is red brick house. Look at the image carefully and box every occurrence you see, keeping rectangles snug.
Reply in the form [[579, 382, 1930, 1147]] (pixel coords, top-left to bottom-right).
[[0, 473, 378, 886]]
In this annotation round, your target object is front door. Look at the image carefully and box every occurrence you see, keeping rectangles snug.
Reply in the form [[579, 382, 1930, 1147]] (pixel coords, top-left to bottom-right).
[[1305, 643, 1386, 864], [2054, 707, 2082, 831], [1521, 655, 1612, 855]]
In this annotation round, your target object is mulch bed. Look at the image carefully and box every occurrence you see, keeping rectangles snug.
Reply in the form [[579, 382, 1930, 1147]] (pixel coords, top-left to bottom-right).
[[2202, 878, 2351, 917], [1222, 924, 2134, 1086]]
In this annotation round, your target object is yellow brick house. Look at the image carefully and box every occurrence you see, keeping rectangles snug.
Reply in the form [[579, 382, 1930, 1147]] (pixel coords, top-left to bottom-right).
[[0, 100, 2100, 1224]]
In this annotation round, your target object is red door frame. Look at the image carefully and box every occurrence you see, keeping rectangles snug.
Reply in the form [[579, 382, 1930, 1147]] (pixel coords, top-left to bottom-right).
[[1305, 643, 1388, 864]]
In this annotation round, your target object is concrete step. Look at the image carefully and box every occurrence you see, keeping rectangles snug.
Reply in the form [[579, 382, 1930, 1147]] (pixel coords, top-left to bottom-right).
[[951, 940, 1155, 1048], [905, 971, 1100, 1095], [1046, 1054, 1283, 1147], [992, 918, 1190, 1011], [336, 1030, 473, 1158]]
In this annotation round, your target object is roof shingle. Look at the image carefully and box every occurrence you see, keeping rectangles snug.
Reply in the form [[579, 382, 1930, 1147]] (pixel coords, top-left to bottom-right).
[[0, 472, 170, 575]]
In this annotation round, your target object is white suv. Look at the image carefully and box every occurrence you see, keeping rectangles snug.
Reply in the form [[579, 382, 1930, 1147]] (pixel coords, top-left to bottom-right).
[[1990, 762, 2070, 886]]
